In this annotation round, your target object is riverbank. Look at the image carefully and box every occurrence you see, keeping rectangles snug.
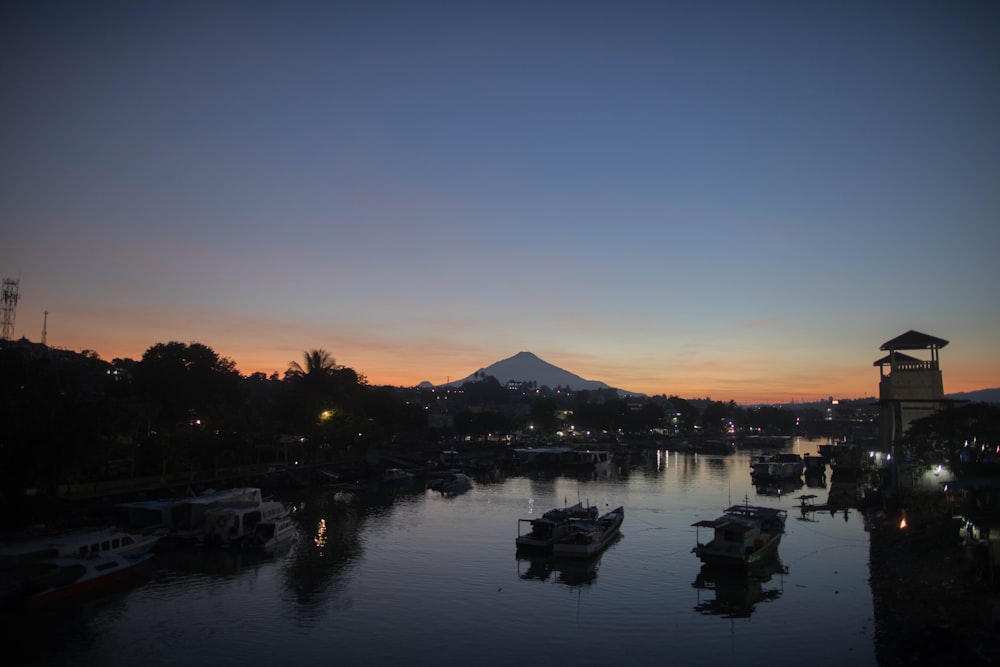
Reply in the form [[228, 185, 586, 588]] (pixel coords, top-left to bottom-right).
[[869, 507, 999, 666]]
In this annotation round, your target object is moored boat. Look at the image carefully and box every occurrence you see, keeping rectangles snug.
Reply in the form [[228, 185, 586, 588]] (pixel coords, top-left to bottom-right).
[[116, 487, 265, 546], [245, 515, 298, 552], [0, 527, 159, 562], [516, 502, 599, 551], [382, 468, 415, 487], [750, 453, 804, 481], [201, 500, 291, 547], [429, 471, 472, 496], [551, 506, 625, 559], [691, 501, 786, 568], [26, 552, 154, 608]]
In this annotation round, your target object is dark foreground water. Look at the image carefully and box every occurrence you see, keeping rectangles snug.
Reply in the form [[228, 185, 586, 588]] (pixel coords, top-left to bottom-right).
[[13, 438, 876, 667]]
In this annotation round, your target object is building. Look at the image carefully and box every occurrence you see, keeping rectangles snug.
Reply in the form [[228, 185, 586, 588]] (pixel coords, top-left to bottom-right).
[[874, 329, 949, 450]]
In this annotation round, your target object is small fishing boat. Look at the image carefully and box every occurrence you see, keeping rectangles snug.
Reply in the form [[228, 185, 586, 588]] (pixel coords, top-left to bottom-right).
[[552, 506, 625, 559], [516, 502, 599, 551], [26, 552, 154, 608], [692, 501, 786, 568]]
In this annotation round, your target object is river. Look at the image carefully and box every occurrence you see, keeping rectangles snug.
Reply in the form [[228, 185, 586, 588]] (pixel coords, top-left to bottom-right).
[[12, 438, 877, 667]]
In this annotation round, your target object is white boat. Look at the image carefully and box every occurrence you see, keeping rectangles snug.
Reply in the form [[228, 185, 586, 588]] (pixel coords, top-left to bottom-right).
[[116, 487, 264, 543], [26, 552, 154, 608], [0, 527, 159, 561], [691, 501, 787, 568], [516, 502, 600, 551], [551, 506, 625, 559], [429, 472, 472, 495], [201, 500, 290, 547], [246, 516, 298, 551]]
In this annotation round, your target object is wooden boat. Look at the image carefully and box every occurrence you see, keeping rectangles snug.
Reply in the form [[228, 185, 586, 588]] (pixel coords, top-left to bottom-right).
[[26, 552, 154, 608], [552, 506, 625, 559], [691, 501, 786, 568], [515, 502, 599, 551]]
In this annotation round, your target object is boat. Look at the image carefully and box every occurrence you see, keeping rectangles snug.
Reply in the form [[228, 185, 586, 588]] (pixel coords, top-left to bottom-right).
[[515, 502, 600, 551], [200, 500, 291, 547], [0, 527, 159, 561], [803, 453, 825, 473], [750, 453, 804, 481], [691, 501, 787, 567], [382, 468, 415, 487], [116, 487, 265, 545], [561, 449, 613, 473], [429, 471, 472, 495], [26, 552, 154, 608], [245, 515, 298, 551], [551, 506, 625, 559]]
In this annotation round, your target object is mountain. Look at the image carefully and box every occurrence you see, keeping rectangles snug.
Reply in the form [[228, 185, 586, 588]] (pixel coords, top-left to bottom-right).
[[946, 388, 1000, 404], [441, 351, 619, 393]]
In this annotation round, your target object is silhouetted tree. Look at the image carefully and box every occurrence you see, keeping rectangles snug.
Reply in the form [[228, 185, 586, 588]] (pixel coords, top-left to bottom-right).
[[530, 398, 559, 432], [898, 403, 1000, 470]]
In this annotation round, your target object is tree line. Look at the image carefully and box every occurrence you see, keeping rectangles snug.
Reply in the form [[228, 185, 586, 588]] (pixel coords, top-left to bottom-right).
[[12, 338, 993, 504]]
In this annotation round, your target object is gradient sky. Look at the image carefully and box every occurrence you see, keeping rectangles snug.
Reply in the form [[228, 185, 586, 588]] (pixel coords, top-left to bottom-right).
[[2, 1, 998, 403]]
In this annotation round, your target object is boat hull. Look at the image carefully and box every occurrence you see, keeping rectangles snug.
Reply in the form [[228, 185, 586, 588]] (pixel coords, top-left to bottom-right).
[[694, 533, 782, 568], [27, 553, 154, 608], [551, 507, 624, 559]]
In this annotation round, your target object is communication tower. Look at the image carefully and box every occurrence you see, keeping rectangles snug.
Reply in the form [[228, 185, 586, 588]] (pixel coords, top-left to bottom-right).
[[1, 278, 19, 340]]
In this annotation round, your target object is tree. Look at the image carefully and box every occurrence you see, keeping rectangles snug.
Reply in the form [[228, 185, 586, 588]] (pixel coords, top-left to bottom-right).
[[135, 341, 241, 429], [899, 403, 1000, 470], [283, 349, 365, 435]]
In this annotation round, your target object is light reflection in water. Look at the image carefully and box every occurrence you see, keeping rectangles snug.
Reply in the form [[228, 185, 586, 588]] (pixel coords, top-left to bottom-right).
[[314, 518, 327, 548]]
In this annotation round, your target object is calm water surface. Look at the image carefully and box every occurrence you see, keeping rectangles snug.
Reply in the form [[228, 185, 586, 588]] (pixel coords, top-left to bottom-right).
[[17, 439, 876, 667]]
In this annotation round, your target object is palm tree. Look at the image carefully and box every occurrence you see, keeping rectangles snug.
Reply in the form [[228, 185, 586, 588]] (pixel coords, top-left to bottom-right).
[[285, 349, 339, 382]]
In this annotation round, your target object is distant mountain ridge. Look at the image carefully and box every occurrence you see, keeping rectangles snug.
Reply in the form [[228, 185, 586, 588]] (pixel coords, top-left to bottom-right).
[[440, 351, 620, 393], [946, 388, 1000, 404], [425, 350, 1000, 404]]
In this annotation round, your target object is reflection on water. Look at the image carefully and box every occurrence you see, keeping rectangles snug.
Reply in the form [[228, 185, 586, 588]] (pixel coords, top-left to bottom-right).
[[6, 441, 878, 667], [693, 559, 789, 618], [515, 534, 623, 587], [754, 476, 804, 497]]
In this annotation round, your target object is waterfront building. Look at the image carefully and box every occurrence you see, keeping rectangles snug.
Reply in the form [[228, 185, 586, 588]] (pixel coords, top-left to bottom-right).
[[873, 329, 949, 450]]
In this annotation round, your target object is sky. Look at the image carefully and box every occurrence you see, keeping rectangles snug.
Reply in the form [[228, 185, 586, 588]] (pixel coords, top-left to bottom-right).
[[2, 1, 998, 404]]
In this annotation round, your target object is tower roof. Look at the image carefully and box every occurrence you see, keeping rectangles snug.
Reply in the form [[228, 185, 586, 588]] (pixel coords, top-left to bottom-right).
[[879, 330, 949, 351], [872, 352, 923, 367]]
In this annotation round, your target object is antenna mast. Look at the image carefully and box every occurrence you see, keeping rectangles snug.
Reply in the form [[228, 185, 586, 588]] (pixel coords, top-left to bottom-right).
[[41, 310, 48, 346], [0, 278, 19, 340]]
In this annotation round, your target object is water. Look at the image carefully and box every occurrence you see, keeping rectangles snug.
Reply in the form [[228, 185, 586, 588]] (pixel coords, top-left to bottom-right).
[[13, 440, 877, 667]]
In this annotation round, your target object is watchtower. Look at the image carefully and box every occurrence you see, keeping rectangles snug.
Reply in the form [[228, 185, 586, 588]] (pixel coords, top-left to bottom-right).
[[873, 330, 948, 449]]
